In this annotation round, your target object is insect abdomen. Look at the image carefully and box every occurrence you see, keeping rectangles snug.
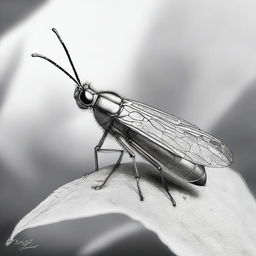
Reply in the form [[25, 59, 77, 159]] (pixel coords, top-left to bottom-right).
[[128, 131, 206, 186]]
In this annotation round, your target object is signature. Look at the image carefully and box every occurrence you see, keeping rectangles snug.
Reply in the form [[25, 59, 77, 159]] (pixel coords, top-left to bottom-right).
[[11, 238, 39, 251]]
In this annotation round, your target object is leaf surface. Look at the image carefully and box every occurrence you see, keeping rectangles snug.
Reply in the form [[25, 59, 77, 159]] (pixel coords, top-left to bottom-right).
[[6, 163, 256, 256]]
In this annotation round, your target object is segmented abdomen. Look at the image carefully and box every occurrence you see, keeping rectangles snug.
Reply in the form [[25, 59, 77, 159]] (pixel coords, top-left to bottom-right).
[[127, 131, 206, 185]]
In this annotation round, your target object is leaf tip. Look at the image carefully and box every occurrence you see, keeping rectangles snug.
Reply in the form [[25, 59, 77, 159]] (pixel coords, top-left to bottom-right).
[[5, 237, 13, 246]]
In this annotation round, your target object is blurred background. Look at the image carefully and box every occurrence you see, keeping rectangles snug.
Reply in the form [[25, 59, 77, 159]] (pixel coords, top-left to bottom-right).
[[1, 0, 256, 255]]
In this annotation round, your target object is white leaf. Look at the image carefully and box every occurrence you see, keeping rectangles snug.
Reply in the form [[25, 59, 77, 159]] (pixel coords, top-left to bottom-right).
[[6, 163, 256, 256]]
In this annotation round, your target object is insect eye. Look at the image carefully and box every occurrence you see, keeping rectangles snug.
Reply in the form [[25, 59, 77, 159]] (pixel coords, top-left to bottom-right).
[[79, 90, 94, 105]]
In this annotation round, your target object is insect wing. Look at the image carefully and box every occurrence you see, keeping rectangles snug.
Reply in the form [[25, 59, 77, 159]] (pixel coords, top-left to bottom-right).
[[117, 99, 233, 167]]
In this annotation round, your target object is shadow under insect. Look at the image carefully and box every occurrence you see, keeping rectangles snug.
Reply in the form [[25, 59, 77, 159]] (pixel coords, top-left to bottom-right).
[[91, 162, 200, 201]]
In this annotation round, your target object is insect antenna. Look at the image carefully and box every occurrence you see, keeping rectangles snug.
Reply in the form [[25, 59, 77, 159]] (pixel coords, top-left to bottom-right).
[[31, 53, 80, 86], [51, 28, 82, 86]]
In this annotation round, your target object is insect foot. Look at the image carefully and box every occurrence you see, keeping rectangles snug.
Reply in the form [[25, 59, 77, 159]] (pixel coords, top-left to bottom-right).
[[92, 185, 103, 190], [135, 177, 144, 201], [169, 196, 176, 207], [91, 181, 105, 190], [164, 187, 176, 207], [139, 193, 144, 201]]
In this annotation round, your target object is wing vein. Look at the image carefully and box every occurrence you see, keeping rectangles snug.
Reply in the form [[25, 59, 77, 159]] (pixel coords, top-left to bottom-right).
[[117, 99, 232, 167]]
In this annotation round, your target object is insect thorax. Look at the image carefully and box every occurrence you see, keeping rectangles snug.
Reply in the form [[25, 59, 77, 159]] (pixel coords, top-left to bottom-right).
[[93, 91, 123, 129]]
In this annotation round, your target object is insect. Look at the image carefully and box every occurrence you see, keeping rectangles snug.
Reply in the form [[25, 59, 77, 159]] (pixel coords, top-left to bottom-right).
[[32, 28, 233, 206]]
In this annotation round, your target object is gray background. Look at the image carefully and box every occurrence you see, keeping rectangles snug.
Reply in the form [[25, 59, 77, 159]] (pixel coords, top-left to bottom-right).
[[0, 1, 255, 256]]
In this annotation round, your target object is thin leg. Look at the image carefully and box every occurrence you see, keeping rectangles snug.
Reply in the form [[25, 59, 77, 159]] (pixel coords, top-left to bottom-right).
[[93, 148, 124, 190], [94, 130, 109, 171], [127, 139, 176, 206], [116, 137, 144, 201]]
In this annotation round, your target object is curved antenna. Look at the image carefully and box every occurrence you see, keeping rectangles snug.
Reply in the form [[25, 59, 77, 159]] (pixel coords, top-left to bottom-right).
[[31, 53, 80, 86], [52, 28, 82, 86]]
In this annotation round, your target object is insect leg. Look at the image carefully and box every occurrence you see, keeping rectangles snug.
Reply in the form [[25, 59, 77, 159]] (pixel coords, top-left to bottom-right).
[[93, 148, 124, 190], [92, 130, 124, 189], [116, 137, 144, 201], [127, 139, 176, 206], [94, 130, 109, 171]]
